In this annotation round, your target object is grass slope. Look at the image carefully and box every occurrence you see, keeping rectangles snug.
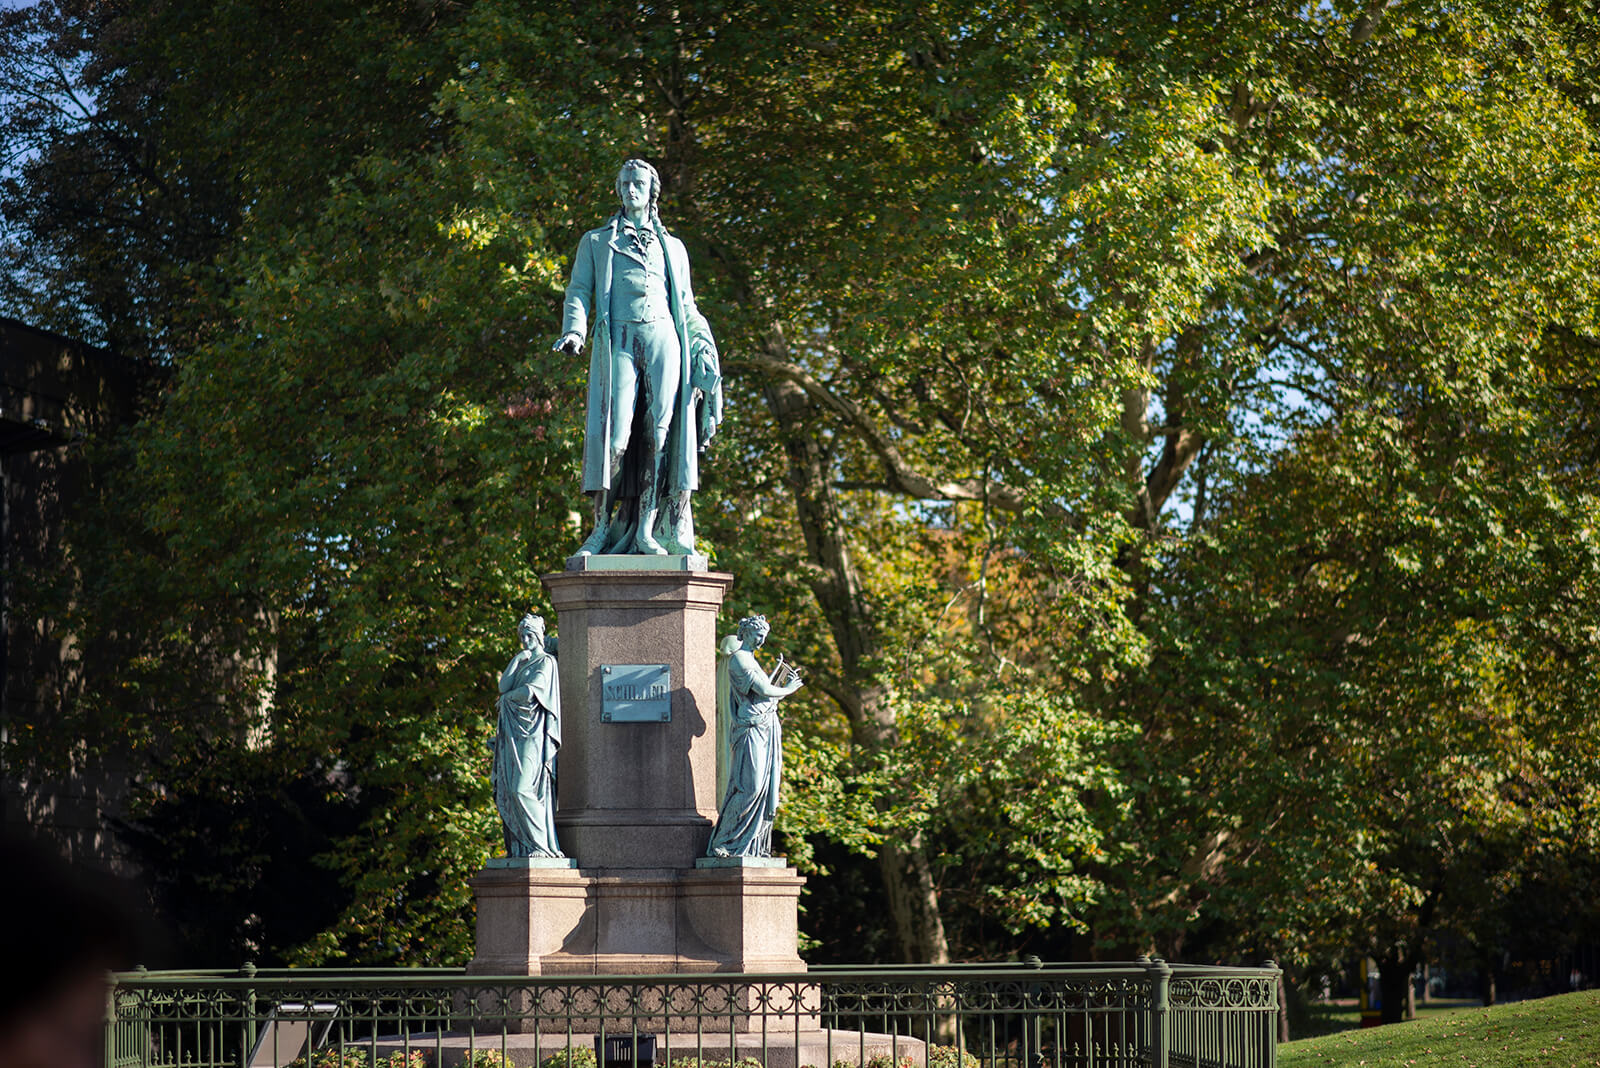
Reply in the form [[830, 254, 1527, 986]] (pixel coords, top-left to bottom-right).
[[1279, 990, 1600, 1067]]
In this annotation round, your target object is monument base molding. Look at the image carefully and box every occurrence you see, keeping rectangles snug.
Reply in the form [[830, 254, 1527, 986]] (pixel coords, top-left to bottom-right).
[[467, 862, 806, 977]]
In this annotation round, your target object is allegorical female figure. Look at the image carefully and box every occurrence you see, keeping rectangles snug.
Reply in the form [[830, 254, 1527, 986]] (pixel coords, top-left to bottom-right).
[[706, 615, 803, 858], [492, 613, 564, 858]]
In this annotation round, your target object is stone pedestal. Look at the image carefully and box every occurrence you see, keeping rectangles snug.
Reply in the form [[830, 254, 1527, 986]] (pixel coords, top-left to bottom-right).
[[545, 566, 729, 869], [468, 559, 807, 978], [469, 863, 805, 975]]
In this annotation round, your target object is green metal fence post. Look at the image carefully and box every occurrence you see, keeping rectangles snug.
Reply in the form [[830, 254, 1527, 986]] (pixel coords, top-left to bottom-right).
[[1263, 960, 1280, 1067], [1144, 957, 1171, 1068], [241, 961, 258, 1067], [103, 966, 123, 1068]]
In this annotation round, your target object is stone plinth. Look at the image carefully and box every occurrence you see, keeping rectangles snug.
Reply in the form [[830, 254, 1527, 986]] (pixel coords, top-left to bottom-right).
[[468, 562, 807, 980], [469, 863, 806, 978], [544, 566, 731, 869]]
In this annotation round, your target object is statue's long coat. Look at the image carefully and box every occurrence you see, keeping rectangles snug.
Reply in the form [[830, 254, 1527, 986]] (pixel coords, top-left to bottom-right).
[[561, 215, 715, 495]]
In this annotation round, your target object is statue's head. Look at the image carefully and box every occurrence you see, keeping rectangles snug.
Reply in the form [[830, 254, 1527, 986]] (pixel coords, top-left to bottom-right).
[[737, 614, 771, 648], [518, 613, 546, 647], [615, 159, 661, 221]]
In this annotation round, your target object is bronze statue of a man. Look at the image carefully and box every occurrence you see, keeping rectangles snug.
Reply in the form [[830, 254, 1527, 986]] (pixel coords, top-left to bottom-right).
[[554, 160, 722, 556]]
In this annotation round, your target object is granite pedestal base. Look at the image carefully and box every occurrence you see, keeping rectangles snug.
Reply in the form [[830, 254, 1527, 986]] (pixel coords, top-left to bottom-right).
[[543, 566, 731, 870], [468, 862, 805, 976]]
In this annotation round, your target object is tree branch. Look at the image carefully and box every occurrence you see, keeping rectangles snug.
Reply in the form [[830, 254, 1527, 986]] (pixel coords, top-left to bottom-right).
[[730, 345, 1033, 512]]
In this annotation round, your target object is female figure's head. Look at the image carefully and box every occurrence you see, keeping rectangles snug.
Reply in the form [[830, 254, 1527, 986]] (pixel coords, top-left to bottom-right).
[[737, 614, 771, 649]]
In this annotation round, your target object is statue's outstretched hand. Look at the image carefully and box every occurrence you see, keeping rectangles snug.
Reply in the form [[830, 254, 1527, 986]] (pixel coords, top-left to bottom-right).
[[553, 332, 583, 356]]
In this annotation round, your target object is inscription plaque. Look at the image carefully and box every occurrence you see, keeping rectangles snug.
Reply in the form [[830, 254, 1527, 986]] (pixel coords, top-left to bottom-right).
[[600, 664, 672, 722]]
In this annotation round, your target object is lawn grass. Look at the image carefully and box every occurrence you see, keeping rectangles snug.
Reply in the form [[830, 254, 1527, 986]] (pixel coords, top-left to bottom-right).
[[1279, 990, 1600, 1067], [1301, 997, 1481, 1037]]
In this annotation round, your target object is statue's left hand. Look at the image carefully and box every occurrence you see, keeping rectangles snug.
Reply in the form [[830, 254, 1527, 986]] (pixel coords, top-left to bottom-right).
[[691, 340, 718, 377], [699, 408, 720, 446]]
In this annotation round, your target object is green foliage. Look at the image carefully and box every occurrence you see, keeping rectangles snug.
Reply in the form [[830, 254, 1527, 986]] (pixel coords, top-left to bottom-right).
[[384, 1053, 434, 1068], [7, 0, 1600, 986], [537, 1049, 595, 1068], [290, 1047, 435, 1068], [461, 1051, 512, 1068], [835, 1056, 916, 1068], [291, 1049, 367, 1068], [925, 1047, 982, 1068]]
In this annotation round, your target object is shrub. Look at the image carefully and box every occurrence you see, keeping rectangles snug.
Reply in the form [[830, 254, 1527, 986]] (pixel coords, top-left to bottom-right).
[[463, 1050, 513, 1068], [927, 1047, 981, 1068], [384, 1051, 434, 1068], [291, 1049, 369, 1068], [853, 1055, 918, 1068], [539, 1049, 597, 1068]]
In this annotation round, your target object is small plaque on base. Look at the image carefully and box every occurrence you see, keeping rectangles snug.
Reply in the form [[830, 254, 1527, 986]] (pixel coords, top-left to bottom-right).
[[694, 856, 789, 869], [601, 664, 672, 722], [486, 856, 580, 869], [565, 553, 709, 573]]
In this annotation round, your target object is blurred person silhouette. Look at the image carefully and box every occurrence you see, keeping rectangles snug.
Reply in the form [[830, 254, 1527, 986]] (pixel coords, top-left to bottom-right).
[[0, 829, 137, 1068]]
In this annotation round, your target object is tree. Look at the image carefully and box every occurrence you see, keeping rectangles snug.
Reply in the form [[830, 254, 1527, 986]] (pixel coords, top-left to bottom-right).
[[8, 0, 1600, 979], [1075, 0, 1600, 1019]]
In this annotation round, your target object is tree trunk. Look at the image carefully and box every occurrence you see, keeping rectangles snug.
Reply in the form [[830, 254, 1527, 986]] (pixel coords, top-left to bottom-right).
[[881, 834, 951, 964], [1481, 966, 1497, 1007], [1377, 956, 1412, 1025], [760, 362, 951, 966], [1277, 970, 1290, 1043]]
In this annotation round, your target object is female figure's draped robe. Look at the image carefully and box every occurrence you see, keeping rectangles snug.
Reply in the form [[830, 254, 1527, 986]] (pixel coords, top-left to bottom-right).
[[493, 645, 563, 857], [706, 649, 783, 857]]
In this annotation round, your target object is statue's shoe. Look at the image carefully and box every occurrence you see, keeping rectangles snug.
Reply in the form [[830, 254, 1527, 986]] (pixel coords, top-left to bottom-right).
[[662, 535, 695, 555], [576, 526, 609, 556], [634, 530, 669, 555]]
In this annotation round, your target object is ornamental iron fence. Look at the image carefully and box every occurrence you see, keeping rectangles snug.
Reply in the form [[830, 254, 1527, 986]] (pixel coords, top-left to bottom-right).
[[106, 962, 1278, 1068]]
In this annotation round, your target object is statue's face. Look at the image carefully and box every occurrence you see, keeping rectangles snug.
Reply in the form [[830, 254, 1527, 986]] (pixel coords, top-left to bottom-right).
[[618, 167, 652, 215], [519, 620, 540, 647]]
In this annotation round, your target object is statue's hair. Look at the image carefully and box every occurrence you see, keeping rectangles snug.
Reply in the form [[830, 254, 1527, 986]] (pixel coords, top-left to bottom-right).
[[519, 612, 546, 636], [737, 614, 771, 640], [615, 158, 662, 226]]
